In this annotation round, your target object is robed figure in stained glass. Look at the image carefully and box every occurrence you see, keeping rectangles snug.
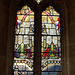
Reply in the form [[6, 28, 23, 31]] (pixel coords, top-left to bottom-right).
[[44, 47, 49, 59], [26, 46, 32, 59]]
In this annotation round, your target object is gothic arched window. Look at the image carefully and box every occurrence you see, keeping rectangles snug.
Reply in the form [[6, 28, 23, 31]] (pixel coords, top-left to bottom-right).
[[6, 0, 68, 75], [41, 6, 61, 75], [13, 5, 34, 75], [13, 5, 61, 75]]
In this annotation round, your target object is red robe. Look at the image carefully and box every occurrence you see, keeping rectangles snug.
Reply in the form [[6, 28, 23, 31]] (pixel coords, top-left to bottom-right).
[[26, 49, 32, 58], [58, 17, 60, 29], [16, 16, 18, 28], [44, 48, 49, 58]]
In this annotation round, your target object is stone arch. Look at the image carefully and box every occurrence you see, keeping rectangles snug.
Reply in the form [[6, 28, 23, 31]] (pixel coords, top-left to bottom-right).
[[5, 0, 69, 75]]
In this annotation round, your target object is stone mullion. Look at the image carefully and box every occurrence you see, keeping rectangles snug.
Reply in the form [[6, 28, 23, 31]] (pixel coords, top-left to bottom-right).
[[34, 7, 41, 75]]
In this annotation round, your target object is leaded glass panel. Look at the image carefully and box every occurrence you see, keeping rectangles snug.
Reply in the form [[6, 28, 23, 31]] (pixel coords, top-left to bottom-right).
[[13, 5, 34, 75], [41, 6, 62, 75]]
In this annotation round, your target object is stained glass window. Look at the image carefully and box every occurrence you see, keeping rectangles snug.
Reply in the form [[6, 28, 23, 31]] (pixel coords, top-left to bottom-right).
[[35, 0, 43, 4], [13, 5, 34, 75], [41, 6, 62, 75]]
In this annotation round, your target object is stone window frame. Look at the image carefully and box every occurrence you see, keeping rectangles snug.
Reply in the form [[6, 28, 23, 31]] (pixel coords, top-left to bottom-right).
[[6, 0, 69, 75]]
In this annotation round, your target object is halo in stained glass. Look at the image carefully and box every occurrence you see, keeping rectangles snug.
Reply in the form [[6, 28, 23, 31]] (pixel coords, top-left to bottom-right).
[[13, 5, 34, 75], [41, 6, 62, 75]]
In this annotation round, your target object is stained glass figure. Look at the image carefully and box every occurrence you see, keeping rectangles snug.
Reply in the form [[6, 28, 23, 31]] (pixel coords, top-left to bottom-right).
[[41, 6, 62, 75], [13, 5, 34, 75], [35, 0, 43, 4]]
